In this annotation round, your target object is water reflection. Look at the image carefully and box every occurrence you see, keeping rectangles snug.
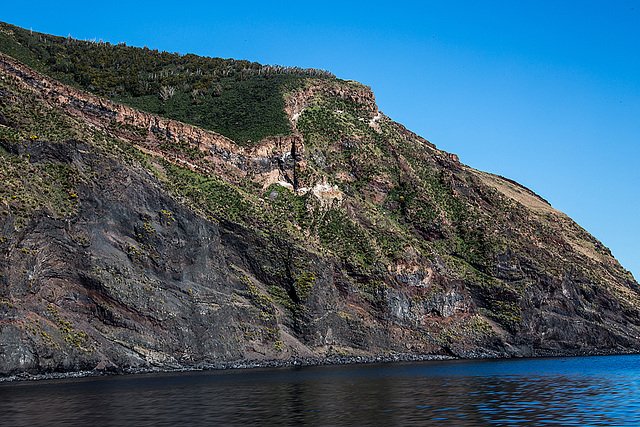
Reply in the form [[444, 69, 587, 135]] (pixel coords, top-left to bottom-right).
[[1, 355, 640, 425]]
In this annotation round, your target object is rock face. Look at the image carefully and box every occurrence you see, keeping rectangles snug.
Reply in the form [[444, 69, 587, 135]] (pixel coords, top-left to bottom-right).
[[284, 79, 379, 123], [0, 44, 639, 379]]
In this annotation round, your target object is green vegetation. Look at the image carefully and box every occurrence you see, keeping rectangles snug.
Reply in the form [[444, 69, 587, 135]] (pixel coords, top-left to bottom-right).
[[261, 184, 318, 230], [1, 20, 634, 355], [118, 75, 298, 144], [0, 21, 334, 144], [0, 145, 80, 228], [297, 100, 377, 149], [386, 181, 438, 226], [162, 160, 254, 222], [0, 72, 145, 228], [318, 208, 376, 268], [47, 304, 93, 351]]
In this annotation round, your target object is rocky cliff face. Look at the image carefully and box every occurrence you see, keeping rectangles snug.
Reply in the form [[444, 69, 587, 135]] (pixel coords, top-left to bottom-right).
[[1, 47, 639, 378]]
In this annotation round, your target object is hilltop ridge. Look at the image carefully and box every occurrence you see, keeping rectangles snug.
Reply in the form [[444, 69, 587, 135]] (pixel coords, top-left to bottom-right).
[[0, 22, 639, 378]]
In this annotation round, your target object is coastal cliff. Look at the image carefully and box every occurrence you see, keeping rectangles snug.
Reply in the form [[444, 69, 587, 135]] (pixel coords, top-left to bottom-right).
[[0, 24, 639, 378]]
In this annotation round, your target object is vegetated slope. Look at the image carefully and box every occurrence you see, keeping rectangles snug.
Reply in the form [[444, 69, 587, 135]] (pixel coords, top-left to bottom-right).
[[0, 24, 639, 377], [0, 21, 334, 145]]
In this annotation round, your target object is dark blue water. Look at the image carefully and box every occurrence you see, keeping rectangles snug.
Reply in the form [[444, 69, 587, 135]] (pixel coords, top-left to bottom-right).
[[1, 354, 640, 426]]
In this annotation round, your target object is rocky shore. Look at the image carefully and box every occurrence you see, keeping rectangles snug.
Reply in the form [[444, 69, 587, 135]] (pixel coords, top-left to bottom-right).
[[5, 348, 640, 383], [0, 353, 455, 383]]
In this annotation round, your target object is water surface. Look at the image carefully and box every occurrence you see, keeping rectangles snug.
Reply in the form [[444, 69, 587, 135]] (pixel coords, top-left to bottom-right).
[[1, 354, 639, 425]]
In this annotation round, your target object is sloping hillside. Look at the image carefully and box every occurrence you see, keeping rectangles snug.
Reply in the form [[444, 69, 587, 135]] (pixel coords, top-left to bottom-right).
[[0, 23, 639, 377]]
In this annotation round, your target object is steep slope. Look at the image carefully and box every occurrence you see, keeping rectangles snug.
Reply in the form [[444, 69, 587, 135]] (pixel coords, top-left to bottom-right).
[[0, 26, 639, 377], [0, 21, 333, 145]]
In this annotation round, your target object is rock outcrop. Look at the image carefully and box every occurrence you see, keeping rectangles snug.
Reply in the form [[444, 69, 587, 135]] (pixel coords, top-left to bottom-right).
[[0, 39, 639, 379]]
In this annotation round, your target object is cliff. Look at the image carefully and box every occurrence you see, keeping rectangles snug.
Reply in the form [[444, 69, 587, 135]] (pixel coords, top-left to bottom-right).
[[0, 28, 639, 378]]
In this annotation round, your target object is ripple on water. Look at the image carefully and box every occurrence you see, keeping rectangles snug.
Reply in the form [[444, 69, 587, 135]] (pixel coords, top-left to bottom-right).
[[0, 354, 639, 426]]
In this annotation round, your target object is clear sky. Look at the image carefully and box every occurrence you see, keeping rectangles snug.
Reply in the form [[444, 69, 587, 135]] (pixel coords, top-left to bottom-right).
[[4, 1, 639, 280]]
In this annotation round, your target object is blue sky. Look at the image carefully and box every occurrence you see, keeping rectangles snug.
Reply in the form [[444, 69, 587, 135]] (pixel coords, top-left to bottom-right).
[[4, 1, 639, 280]]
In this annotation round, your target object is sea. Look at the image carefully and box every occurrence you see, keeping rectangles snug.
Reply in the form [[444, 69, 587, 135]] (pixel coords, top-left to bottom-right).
[[1, 354, 639, 426]]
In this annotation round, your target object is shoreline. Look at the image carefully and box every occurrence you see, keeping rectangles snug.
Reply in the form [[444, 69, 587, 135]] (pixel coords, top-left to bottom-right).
[[2, 348, 639, 383], [0, 353, 455, 383]]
